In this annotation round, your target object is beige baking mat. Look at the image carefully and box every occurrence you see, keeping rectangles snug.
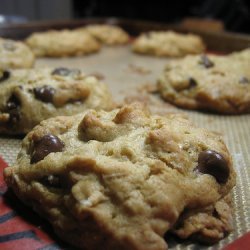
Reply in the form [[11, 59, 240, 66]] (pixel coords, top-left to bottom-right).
[[0, 46, 249, 250]]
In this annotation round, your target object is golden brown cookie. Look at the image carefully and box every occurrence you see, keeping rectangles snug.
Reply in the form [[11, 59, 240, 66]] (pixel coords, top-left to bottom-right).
[[4, 103, 236, 249], [0, 37, 34, 69], [132, 31, 205, 57], [25, 29, 101, 57], [158, 49, 250, 114], [77, 24, 129, 45], [230, 48, 250, 62], [0, 67, 113, 134]]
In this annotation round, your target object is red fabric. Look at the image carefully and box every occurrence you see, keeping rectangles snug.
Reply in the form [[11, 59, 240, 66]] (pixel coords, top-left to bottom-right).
[[223, 232, 250, 250]]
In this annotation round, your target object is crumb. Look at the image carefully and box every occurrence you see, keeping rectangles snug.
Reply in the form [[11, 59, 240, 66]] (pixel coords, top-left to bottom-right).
[[88, 72, 105, 80], [136, 83, 158, 93], [126, 64, 151, 75]]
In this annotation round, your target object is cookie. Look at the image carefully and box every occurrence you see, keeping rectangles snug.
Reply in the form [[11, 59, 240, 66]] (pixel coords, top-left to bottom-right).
[[230, 48, 250, 62], [77, 24, 129, 45], [0, 67, 113, 134], [4, 103, 236, 249], [132, 31, 205, 57], [0, 37, 35, 70], [25, 29, 101, 57], [158, 49, 250, 114]]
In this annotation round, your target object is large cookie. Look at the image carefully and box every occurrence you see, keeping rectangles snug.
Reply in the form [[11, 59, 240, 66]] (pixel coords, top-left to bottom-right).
[[77, 24, 130, 45], [25, 29, 101, 57], [0, 37, 34, 69], [158, 49, 250, 114], [132, 31, 205, 57], [4, 103, 236, 249], [0, 67, 113, 134]]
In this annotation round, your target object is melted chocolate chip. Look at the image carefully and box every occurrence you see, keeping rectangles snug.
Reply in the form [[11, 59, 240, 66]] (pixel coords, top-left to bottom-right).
[[188, 77, 197, 88], [0, 71, 10, 82], [51, 67, 71, 76], [199, 55, 214, 68], [197, 150, 229, 183], [3, 41, 16, 51], [33, 85, 55, 103], [31, 134, 64, 164], [39, 175, 62, 188], [239, 76, 249, 84], [6, 95, 20, 110], [5, 95, 21, 126]]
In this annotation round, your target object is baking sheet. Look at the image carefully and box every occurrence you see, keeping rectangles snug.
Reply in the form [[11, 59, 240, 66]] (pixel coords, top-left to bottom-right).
[[0, 45, 249, 250]]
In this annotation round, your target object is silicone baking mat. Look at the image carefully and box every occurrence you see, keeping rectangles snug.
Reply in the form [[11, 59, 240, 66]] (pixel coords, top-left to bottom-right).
[[0, 46, 249, 249]]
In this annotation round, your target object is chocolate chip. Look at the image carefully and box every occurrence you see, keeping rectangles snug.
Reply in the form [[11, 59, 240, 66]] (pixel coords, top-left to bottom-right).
[[3, 41, 16, 51], [33, 85, 55, 103], [5, 95, 21, 126], [239, 76, 249, 84], [31, 134, 64, 164], [189, 77, 197, 88], [39, 175, 62, 188], [0, 71, 10, 82], [197, 150, 229, 183], [6, 95, 20, 110], [199, 55, 214, 68], [51, 67, 71, 76]]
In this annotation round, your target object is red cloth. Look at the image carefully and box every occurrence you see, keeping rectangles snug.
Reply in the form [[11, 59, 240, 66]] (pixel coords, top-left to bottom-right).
[[222, 231, 250, 250]]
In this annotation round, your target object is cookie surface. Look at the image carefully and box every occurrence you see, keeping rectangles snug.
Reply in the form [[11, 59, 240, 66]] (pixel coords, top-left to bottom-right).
[[132, 31, 205, 57], [158, 49, 250, 114], [77, 24, 129, 45], [230, 48, 250, 62], [4, 103, 236, 249], [25, 29, 100, 57], [0, 67, 113, 134], [0, 38, 34, 69]]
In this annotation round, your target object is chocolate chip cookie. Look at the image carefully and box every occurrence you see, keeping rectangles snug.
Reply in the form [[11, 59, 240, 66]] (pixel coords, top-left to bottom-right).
[[0, 38, 35, 70], [0, 67, 113, 134], [132, 31, 205, 57], [158, 49, 250, 114], [25, 29, 101, 57], [4, 103, 236, 249], [76, 24, 129, 45]]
